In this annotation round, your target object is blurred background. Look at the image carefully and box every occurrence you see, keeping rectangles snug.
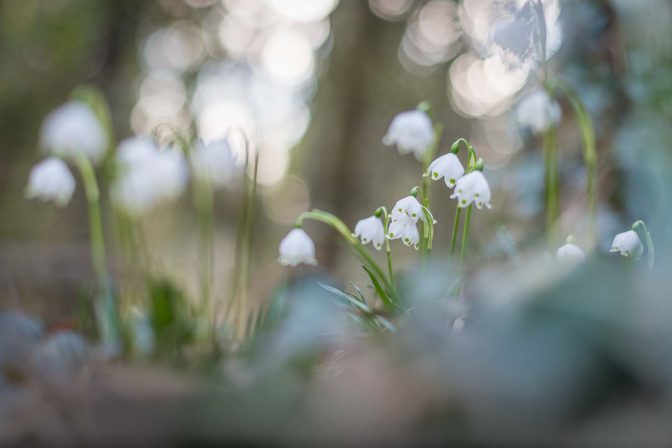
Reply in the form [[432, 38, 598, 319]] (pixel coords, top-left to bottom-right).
[[1, 0, 670, 324]]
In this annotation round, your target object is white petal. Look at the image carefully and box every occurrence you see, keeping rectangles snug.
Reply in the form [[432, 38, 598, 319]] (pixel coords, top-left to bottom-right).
[[40, 102, 107, 164], [26, 158, 76, 207], [278, 228, 317, 266]]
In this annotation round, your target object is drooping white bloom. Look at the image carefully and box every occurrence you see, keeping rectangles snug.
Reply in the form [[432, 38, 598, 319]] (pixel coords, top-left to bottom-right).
[[278, 228, 317, 266], [25, 157, 76, 207], [426, 153, 465, 188], [387, 218, 420, 248], [40, 101, 107, 164], [391, 195, 424, 223], [516, 90, 562, 135], [610, 230, 644, 258], [353, 216, 385, 250], [556, 243, 585, 263], [382, 110, 434, 160], [451, 171, 492, 209], [111, 137, 188, 215], [190, 139, 236, 189]]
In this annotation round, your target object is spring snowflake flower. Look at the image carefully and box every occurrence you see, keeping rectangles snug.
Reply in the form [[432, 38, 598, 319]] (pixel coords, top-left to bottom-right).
[[387, 218, 420, 248], [278, 228, 317, 266], [516, 90, 562, 135], [382, 110, 434, 160], [451, 171, 492, 209], [353, 216, 385, 250], [391, 195, 424, 223], [190, 139, 236, 189], [426, 153, 465, 188], [610, 230, 644, 258], [556, 243, 585, 263], [40, 101, 107, 165], [111, 138, 188, 215], [25, 157, 76, 207]]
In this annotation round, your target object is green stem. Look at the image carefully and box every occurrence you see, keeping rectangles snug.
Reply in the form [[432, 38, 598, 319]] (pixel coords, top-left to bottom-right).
[[543, 126, 559, 244], [383, 213, 397, 296], [459, 205, 473, 265], [449, 206, 462, 256], [194, 179, 214, 317]]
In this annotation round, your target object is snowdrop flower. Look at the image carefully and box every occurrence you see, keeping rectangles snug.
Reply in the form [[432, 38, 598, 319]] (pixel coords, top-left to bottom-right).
[[382, 110, 434, 160], [40, 101, 107, 165], [26, 157, 76, 207], [391, 195, 424, 223], [353, 216, 385, 250], [190, 139, 236, 189], [610, 230, 644, 258], [278, 228, 317, 266], [426, 153, 465, 188], [451, 171, 492, 209], [516, 90, 562, 135], [387, 219, 420, 248], [556, 243, 585, 263]]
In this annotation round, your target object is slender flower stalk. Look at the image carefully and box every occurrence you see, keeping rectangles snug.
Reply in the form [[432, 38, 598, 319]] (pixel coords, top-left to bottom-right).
[[375, 207, 397, 296], [459, 205, 473, 264], [543, 125, 559, 242], [449, 207, 462, 256]]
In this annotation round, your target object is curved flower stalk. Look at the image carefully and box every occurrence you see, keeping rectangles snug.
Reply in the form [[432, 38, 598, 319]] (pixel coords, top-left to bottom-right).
[[610, 220, 654, 269]]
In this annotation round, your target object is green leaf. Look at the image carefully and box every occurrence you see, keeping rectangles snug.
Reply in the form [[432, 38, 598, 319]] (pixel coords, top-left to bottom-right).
[[361, 265, 395, 310], [318, 283, 372, 314]]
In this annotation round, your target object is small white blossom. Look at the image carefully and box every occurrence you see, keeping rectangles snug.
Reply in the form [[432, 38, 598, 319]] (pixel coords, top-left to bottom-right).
[[278, 228, 317, 266], [556, 243, 585, 263], [610, 230, 644, 258], [451, 171, 492, 209], [516, 90, 562, 135], [190, 139, 236, 189], [40, 101, 107, 164], [26, 157, 76, 207], [387, 218, 420, 248], [382, 110, 434, 160], [391, 195, 424, 223], [111, 138, 188, 215], [354, 216, 385, 250], [426, 153, 465, 188]]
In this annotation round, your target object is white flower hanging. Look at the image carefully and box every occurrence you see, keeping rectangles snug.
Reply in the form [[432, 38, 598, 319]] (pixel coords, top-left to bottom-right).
[[516, 89, 562, 135], [387, 218, 420, 248], [426, 153, 465, 188], [382, 110, 434, 160], [353, 216, 385, 250], [610, 230, 644, 258], [390, 195, 424, 223], [556, 243, 585, 263], [278, 228, 318, 266], [451, 171, 492, 209], [25, 157, 76, 207]]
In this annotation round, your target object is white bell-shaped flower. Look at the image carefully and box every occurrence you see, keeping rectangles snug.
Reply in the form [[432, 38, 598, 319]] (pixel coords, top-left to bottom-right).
[[26, 157, 76, 207], [354, 216, 385, 250], [610, 230, 644, 258], [387, 218, 420, 248], [451, 171, 492, 209], [382, 110, 434, 160], [556, 243, 585, 263], [278, 228, 317, 266], [190, 139, 236, 189], [516, 90, 562, 135], [426, 153, 465, 188], [391, 195, 424, 223], [40, 101, 107, 165]]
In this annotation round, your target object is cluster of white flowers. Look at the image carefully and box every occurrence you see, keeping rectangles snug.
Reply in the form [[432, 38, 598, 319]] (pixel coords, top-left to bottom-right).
[[516, 89, 562, 135], [111, 137, 188, 215], [382, 109, 434, 160], [387, 196, 424, 248]]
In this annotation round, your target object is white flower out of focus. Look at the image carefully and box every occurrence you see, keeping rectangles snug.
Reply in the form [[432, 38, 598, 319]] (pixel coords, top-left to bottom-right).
[[382, 110, 434, 160], [451, 171, 492, 209], [278, 228, 317, 266], [40, 101, 107, 165], [426, 153, 465, 188], [516, 89, 562, 135], [610, 230, 644, 258], [353, 216, 385, 250], [391, 195, 424, 223], [111, 137, 188, 215], [387, 218, 420, 248], [190, 139, 236, 189], [25, 157, 76, 207], [556, 243, 585, 263]]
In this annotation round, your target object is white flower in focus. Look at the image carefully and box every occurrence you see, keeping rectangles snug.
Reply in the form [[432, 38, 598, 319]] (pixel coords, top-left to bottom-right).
[[451, 171, 492, 209], [387, 218, 420, 248], [391, 195, 424, 223], [516, 90, 562, 135], [278, 228, 317, 266], [426, 153, 465, 188], [40, 102, 107, 164], [353, 216, 385, 250], [556, 243, 585, 263], [26, 157, 76, 207], [191, 139, 236, 189], [382, 110, 434, 160], [610, 230, 644, 258]]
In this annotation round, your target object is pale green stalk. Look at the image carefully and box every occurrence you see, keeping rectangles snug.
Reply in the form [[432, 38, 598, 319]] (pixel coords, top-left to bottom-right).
[[449, 206, 462, 256], [459, 205, 473, 265]]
